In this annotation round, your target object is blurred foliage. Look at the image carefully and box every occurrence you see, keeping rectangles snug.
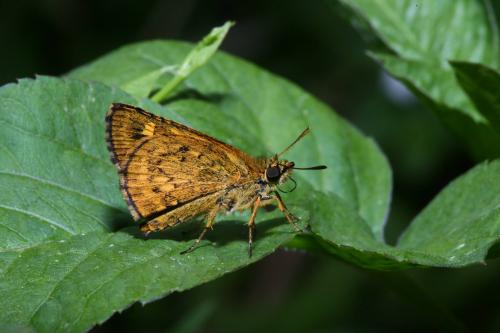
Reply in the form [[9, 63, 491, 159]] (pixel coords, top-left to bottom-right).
[[330, 0, 500, 160], [2, 0, 500, 332]]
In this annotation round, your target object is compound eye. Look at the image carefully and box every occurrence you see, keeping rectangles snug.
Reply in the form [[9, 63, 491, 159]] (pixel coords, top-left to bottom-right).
[[266, 166, 281, 183]]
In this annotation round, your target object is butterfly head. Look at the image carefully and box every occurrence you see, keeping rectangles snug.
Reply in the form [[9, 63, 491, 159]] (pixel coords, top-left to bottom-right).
[[262, 128, 327, 192], [264, 159, 326, 191], [264, 160, 295, 185]]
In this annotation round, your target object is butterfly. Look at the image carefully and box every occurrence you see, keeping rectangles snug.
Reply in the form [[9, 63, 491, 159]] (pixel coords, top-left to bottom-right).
[[106, 103, 326, 256]]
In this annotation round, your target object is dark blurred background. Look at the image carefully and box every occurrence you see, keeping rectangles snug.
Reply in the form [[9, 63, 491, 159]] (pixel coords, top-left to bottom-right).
[[3, 0, 500, 332]]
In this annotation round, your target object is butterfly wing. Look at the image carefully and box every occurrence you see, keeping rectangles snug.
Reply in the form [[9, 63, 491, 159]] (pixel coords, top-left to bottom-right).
[[105, 103, 263, 223]]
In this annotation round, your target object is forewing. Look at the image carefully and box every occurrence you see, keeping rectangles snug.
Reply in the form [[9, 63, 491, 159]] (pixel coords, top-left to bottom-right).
[[105, 103, 262, 221]]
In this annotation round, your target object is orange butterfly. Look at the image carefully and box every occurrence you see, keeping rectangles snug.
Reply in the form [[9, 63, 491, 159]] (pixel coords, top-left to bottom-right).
[[106, 103, 326, 256]]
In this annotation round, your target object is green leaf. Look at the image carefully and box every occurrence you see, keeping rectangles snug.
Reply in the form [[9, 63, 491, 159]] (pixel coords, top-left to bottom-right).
[[398, 160, 500, 265], [337, 0, 499, 66], [2, 38, 391, 331], [451, 61, 500, 134], [312, 160, 500, 269], [330, 0, 500, 158], [68, 40, 392, 241]]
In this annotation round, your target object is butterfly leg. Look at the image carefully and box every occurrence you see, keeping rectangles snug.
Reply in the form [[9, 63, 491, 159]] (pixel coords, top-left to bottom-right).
[[180, 207, 218, 255], [274, 192, 303, 233], [247, 196, 261, 257]]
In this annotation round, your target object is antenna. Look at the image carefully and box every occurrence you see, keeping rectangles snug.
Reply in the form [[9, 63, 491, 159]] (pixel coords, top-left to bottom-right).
[[277, 128, 310, 158], [293, 165, 327, 170]]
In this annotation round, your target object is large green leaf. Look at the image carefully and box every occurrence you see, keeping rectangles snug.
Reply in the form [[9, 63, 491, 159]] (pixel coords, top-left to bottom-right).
[[311, 160, 500, 269], [397, 160, 500, 265], [69, 40, 392, 241], [330, 0, 500, 158], [1, 40, 392, 331]]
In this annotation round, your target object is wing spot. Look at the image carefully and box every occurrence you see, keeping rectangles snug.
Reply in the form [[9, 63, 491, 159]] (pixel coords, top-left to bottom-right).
[[131, 133, 145, 140]]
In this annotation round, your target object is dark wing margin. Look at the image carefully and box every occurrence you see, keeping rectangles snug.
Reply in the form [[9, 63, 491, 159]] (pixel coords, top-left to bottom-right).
[[105, 103, 156, 220]]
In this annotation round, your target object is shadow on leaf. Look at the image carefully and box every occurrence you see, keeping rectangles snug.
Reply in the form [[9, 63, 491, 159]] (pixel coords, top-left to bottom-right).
[[120, 216, 293, 247], [104, 208, 133, 232], [152, 88, 227, 105]]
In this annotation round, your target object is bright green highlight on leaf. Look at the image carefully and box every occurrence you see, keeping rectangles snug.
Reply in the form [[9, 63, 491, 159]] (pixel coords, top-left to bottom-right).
[[151, 21, 234, 103]]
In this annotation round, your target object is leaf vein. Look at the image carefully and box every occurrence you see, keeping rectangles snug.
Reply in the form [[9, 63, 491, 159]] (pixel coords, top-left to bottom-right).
[[0, 171, 121, 212], [0, 204, 74, 235]]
